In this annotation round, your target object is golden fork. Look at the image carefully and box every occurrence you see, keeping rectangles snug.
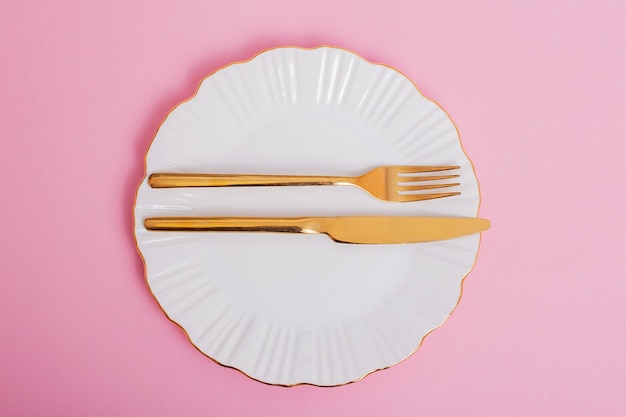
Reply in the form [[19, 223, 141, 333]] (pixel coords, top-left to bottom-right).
[[148, 165, 461, 202]]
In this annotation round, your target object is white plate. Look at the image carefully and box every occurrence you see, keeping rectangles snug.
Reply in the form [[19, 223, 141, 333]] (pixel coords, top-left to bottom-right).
[[133, 46, 482, 386]]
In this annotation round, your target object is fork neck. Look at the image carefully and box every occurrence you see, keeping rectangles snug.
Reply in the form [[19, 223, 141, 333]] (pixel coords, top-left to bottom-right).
[[299, 176, 355, 186]]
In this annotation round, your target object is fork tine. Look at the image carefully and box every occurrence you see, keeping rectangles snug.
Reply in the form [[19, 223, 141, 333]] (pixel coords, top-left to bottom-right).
[[397, 174, 460, 182], [396, 191, 461, 202], [396, 165, 460, 174], [398, 183, 460, 192]]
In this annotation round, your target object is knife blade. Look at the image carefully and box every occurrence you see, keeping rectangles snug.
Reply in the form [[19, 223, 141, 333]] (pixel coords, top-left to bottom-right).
[[143, 216, 490, 244]]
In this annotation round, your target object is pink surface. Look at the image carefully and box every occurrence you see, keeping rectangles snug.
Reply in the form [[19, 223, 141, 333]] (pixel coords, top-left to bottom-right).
[[1, 0, 625, 415]]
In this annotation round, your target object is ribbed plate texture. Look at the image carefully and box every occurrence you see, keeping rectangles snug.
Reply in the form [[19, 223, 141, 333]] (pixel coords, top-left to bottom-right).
[[134, 46, 481, 386]]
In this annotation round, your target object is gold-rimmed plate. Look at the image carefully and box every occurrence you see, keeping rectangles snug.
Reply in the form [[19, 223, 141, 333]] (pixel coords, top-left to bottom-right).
[[133, 46, 482, 386]]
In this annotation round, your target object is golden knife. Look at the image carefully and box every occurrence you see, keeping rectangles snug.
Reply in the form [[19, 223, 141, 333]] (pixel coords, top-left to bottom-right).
[[144, 216, 490, 244]]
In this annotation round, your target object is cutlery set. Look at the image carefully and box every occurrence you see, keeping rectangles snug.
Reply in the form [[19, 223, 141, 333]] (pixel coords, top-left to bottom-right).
[[145, 165, 490, 243]]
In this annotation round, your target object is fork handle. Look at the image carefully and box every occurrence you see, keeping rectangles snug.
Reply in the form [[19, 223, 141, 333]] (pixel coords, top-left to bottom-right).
[[148, 173, 355, 188]]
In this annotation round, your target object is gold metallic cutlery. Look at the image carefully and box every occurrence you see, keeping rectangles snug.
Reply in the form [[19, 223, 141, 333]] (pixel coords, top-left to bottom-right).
[[148, 165, 461, 202], [144, 216, 490, 244]]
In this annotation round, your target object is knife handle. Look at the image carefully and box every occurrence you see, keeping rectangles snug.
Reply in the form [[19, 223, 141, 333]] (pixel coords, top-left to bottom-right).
[[144, 217, 320, 234], [148, 173, 353, 188]]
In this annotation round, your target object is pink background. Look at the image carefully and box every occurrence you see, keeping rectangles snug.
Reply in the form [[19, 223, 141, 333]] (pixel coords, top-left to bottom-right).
[[2, 0, 625, 415]]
